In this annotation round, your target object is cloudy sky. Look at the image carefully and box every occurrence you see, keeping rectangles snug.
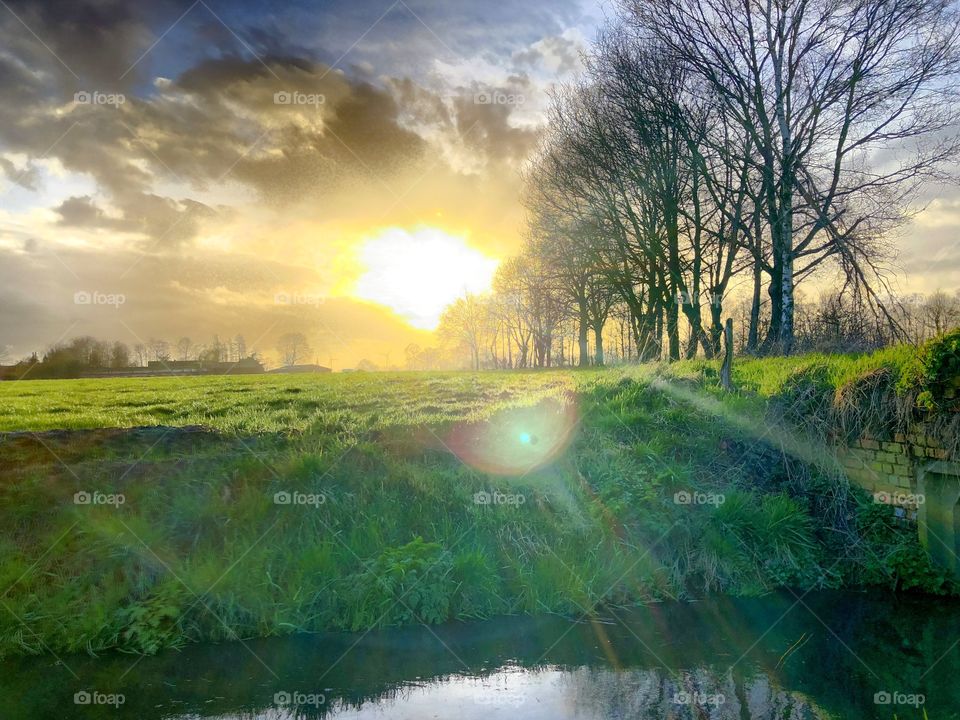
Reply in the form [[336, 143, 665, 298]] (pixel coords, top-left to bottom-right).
[[0, 0, 602, 367], [0, 0, 957, 368]]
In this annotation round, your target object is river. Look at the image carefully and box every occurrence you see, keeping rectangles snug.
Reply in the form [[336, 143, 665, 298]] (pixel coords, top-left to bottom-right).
[[1, 590, 955, 719]]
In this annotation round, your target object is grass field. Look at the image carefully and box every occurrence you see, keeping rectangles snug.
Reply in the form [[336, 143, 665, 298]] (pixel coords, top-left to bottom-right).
[[1, 345, 955, 659], [0, 369, 603, 433], [0, 344, 921, 434]]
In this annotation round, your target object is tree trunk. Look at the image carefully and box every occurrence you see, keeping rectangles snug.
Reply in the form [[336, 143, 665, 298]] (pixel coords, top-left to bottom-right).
[[577, 298, 590, 367], [665, 293, 680, 361], [709, 298, 723, 357], [747, 259, 762, 354], [593, 324, 604, 366]]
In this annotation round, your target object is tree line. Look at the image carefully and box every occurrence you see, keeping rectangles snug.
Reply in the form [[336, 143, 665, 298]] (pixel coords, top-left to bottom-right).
[[0, 335, 257, 379], [437, 0, 960, 368]]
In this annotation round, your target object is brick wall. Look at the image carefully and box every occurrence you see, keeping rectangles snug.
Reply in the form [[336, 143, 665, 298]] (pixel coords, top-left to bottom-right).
[[835, 428, 951, 521]]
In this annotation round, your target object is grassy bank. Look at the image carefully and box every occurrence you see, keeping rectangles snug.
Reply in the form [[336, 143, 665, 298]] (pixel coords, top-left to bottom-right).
[[1, 340, 956, 659]]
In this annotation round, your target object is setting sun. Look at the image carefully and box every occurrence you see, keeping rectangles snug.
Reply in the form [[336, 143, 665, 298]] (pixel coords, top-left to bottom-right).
[[352, 226, 499, 329]]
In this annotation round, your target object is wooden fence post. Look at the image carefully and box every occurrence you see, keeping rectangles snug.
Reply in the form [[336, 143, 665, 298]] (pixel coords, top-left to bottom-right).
[[720, 318, 734, 391]]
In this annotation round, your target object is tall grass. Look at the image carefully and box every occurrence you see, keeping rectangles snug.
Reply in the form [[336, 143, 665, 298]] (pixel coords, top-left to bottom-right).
[[0, 351, 953, 659]]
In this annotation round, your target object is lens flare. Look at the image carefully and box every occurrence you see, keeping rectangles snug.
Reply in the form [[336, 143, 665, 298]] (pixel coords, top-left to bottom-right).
[[446, 396, 578, 475]]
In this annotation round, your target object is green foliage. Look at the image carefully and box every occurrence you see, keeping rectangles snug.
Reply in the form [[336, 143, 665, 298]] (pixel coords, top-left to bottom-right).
[[348, 538, 454, 629], [900, 328, 960, 409], [113, 582, 188, 654], [855, 496, 955, 595]]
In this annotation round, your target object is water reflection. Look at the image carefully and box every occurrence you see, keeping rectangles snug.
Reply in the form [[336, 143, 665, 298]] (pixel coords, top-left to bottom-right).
[[2, 591, 955, 719]]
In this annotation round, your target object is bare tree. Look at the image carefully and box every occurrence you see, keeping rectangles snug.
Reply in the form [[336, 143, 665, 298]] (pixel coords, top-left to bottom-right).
[[922, 290, 960, 337], [234, 334, 247, 360], [176, 337, 192, 361], [277, 332, 310, 367], [148, 338, 170, 363], [109, 341, 130, 369], [628, 0, 960, 352], [438, 293, 487, 370]]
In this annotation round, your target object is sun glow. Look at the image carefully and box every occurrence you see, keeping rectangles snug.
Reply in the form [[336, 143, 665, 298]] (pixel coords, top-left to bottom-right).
[[353, 226, 499, 330]]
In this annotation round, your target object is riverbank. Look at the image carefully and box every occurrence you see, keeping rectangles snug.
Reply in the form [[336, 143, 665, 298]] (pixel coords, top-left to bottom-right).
[[1, 337, 957, 659]]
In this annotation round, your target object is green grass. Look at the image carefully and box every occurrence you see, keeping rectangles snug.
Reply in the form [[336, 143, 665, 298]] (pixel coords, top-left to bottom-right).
[[664, 344, 916, 397], [0, 350, 953, 660], [0, 370, 609, 433]]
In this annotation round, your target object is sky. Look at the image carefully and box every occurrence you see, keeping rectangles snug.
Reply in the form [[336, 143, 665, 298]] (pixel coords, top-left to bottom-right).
[[0, 0, 602, 367], [0, 0, 957, 368]]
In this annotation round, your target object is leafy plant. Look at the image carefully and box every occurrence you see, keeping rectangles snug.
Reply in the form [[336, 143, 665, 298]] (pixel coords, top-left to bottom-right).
[[113, 582, 188, 654], [899, 328, 960, 409], [348, 537, 455, 629]]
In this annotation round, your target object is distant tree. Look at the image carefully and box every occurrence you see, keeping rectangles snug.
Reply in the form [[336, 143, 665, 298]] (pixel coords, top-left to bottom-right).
[[404, 343, 423, 370], [209, 335, 225, 362], [438, 293, 487, 370], [922, 290, 960, 338], [148, 338, 170, 363], [233, 334, 247, 360], [356, 358, 379, 372], [277, 332, 310, 366], [176, 337, 192, 361], [109, 341, 130, 369], [133, 343, 147, 367]]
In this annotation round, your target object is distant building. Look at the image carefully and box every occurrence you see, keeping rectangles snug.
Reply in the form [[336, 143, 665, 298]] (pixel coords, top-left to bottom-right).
[[76, 357, 266, 378], [144, 357, 265, 375], [266, 364, 332, 374]]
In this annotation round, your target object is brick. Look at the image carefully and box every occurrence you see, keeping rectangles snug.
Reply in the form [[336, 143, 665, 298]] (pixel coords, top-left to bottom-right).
[[875, 451, 897, 463], [860, 438, 880, 450], [927, 448, 949, 460], [894, 453, 910, 466], [911, 446, 927, 457], [881, 442, 904, 453], [894, 433, 907, 443]]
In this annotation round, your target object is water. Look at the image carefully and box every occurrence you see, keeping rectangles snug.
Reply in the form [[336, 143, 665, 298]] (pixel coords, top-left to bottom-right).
[[2, 590, 956, 719]]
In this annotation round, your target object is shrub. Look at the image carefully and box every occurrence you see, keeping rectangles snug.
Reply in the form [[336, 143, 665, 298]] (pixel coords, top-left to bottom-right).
[[899, 328, 960, 410]]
